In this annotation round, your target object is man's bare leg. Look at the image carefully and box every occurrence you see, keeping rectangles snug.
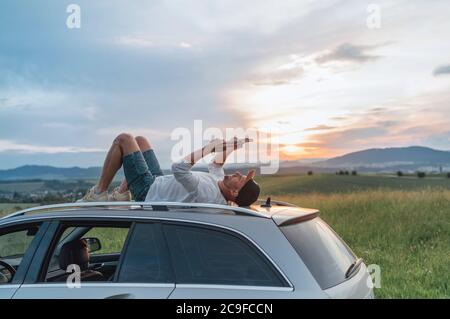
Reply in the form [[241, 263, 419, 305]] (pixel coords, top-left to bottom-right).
[[96, 133, 141, 192], [116, 136, 152, 193]]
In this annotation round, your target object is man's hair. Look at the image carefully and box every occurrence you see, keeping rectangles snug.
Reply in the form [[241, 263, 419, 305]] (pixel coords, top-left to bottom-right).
[[235, 179, 260, 207]]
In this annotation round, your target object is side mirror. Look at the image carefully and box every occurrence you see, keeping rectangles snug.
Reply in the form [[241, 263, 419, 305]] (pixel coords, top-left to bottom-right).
[[83, 237, 102, 253]]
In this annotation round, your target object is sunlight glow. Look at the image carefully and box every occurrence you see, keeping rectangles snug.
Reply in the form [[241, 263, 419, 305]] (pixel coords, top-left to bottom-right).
[[282, 144, 301, 154]]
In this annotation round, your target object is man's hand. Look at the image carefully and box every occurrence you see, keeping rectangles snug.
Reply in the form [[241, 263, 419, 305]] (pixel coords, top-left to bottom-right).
[[211, 137, 253, 165], [184, 137, 253, 166], [207, 137, 253, 153]]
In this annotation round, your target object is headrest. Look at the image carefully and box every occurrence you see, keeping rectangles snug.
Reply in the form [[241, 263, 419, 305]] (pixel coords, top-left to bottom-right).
[[59, 239, 89, 271]]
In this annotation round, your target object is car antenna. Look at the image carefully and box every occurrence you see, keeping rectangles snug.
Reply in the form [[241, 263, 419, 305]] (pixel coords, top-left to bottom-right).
[[261, 196, 272, 208]]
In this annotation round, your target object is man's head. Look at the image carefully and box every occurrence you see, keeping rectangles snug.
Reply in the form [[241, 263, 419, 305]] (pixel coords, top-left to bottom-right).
[[219, 169, 260, 206]]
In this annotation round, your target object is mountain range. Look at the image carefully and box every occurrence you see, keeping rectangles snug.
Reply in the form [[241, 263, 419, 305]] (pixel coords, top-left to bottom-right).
[[312, 146, 450, 170], [0, 146, 449, 180]]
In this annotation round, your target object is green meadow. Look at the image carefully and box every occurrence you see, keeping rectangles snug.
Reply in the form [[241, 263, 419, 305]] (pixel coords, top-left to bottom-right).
[[0, 203, 39, 216], [256, 173, 450, 195], [256, 174, 450, 298]]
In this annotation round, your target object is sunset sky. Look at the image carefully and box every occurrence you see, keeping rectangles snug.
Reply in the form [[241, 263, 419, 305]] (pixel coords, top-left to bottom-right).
[[1, 0, 450, 169]]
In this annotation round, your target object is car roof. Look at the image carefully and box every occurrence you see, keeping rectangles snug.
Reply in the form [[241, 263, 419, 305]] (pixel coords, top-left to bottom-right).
[[0, 200, 319, 227]]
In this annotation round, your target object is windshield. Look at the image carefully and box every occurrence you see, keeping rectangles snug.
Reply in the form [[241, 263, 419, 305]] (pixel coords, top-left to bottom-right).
[[280, 217, 357, 289]]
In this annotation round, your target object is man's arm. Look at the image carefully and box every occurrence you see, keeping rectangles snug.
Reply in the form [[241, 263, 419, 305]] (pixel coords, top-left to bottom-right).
[[208, 137, 252, 178], [173, 138, 252, 191], [172, 140, 225, 192]]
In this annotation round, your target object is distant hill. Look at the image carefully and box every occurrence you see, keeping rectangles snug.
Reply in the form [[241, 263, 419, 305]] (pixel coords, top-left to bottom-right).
[[0, 165, 106, 181], [1, 146, 449, 180], [312, 146, 450, 171]]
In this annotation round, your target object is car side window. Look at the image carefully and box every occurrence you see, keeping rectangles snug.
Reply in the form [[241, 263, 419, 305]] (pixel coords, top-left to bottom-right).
[[58, 226, 129, 255], [0, 224, 41, 284], [82, 227, 129, 255], [163, 223, 288, 287], [116, 223, 173, 283], [43, 223, 131, 283]]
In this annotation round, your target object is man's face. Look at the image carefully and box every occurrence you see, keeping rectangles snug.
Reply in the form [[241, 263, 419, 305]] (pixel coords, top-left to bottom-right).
[[223, 170, 255, 191]]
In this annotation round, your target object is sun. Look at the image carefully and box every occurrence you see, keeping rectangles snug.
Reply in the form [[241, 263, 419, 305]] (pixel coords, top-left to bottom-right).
[[282, 144, 301, 154]]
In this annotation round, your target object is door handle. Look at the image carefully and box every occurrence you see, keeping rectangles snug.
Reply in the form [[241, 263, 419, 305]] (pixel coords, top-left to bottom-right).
[[105, 293, 135, 299]]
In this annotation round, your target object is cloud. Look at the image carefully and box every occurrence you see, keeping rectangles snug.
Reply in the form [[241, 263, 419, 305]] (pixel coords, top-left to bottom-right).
[[369, 107, 387, 113], [376, 120, 400, 128], [250, 41, 387, 88], [423, 131, 450, 150], [41, 122, 79, 129], [96, 126, 169, 140], [296, 142, 324, 148], [311, 126, 388, 148], [330, 116, 348, 121], [301, 91, 450, 157], [252, 66, 304, 86], [433, 64, 450, 76], [0, 139, 105, 154], [304, 125, 336, 131], [113, 36, 194, 50], [396, 125, 440, 137], [179, 42, 192, 49], [1, 0, 450, 167], [315, 43, 381, 64]]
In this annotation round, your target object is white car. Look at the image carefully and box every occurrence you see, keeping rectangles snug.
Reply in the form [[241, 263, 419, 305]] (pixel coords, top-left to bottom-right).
[[0, 199, 374, 299]]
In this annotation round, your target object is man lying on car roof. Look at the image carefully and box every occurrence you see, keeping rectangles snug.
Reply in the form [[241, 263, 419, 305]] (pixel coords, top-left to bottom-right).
[[78, 134, 260, 207]]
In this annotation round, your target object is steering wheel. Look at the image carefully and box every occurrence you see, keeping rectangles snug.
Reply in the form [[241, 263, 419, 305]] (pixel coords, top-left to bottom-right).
[[0, 260, 16, 279]]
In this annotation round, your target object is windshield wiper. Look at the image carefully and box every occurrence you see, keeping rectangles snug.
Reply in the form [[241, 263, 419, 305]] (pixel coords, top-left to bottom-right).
[[345, 258, 363, 279]]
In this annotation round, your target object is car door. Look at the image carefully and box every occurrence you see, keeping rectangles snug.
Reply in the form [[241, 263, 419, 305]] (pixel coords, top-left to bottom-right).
[[58, 225, 128, 280], [162, 222, 294, 298], [0, 221, 49, 299], [13, 218, 175, 299]]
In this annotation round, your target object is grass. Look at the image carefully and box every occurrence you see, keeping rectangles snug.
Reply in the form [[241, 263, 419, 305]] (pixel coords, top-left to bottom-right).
[[256, 173, 450, 195], [0, 203, 39, 217], [257, 177, 450, 298], [83, 227, 129, 254]]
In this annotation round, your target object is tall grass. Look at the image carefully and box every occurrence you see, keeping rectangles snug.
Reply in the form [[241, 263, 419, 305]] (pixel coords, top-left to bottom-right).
[[275, 189, 450, 298], [256, 174, 450, 195], [0, 203, 38, 217]]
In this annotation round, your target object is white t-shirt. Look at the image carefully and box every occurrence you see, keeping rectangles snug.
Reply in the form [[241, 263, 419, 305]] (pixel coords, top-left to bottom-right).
[[145, 160, 227, 204]]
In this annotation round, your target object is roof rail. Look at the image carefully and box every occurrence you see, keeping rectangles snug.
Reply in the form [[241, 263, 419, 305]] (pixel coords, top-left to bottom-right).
[[1, 201, 267, 220]]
